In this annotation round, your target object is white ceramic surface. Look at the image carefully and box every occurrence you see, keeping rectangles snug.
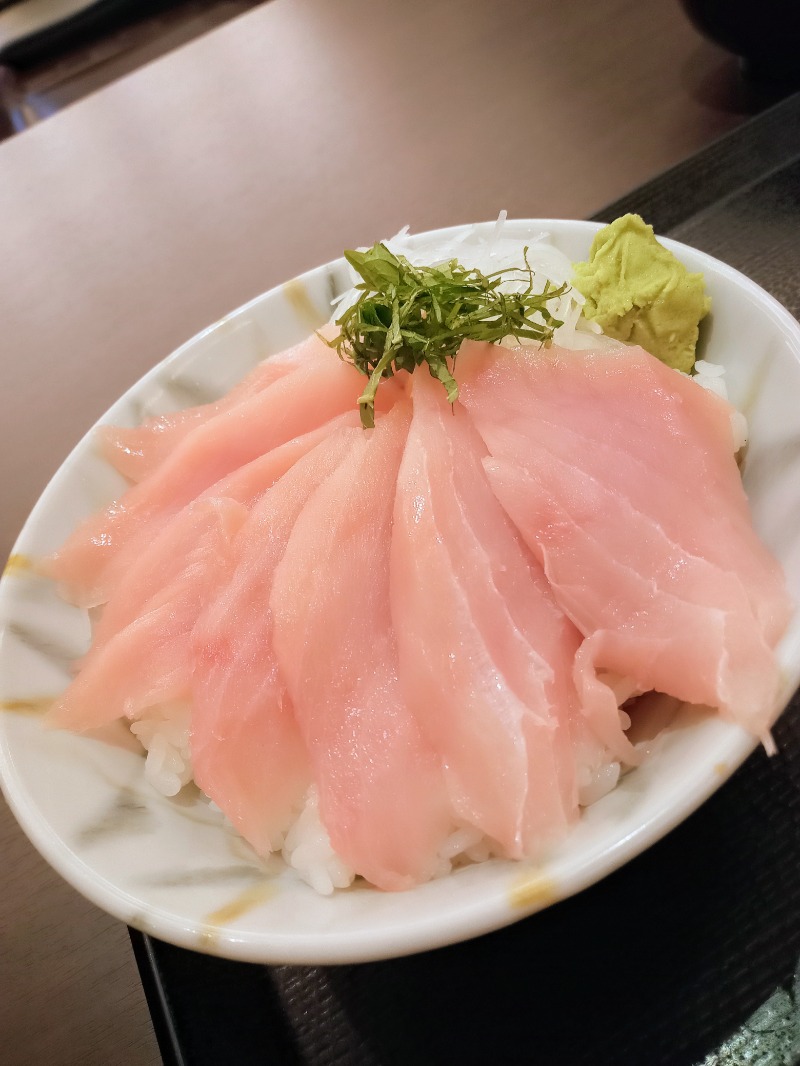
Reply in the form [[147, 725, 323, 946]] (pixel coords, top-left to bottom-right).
[[2, 219, 800, 965]]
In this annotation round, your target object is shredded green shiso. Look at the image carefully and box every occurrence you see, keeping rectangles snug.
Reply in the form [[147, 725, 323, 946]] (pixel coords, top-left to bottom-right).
[[326, 242, 567, 428]]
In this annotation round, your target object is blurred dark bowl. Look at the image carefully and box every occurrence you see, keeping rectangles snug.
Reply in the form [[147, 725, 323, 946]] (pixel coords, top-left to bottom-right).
[[678, 0, 800, 82]]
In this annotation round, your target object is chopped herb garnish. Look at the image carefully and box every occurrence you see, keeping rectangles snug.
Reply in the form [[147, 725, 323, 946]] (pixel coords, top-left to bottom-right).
[[326, 243, 567, 427]]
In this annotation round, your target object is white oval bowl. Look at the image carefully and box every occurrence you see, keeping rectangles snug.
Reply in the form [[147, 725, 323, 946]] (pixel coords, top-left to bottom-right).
[[2, 218, 800, 965]]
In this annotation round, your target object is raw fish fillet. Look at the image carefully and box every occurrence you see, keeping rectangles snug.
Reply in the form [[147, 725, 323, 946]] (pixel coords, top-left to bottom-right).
[[48, 416, 357, 738], [270, 402, 453, 891], [459, 342, 792, 752], [391, 372, 580, 857], [98, 349, 300, 482], [48, 498, 248, 731], [45, 338, 374, 607], [190, 426, 362, 857], [88, 417, 355, 652]]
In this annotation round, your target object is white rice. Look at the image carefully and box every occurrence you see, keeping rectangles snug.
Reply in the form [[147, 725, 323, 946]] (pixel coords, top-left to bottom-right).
[[133, 702, 193, 798], [693, 359, 748, 451], [131, 219, 745, 894], [134, 706, 623, 893], [280, 792, 502, 896], [577, 759, 622, 807], [282, 787, 355, 895]]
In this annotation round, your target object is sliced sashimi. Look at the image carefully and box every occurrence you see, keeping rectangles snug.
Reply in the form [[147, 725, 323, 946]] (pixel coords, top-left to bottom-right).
[[485, 458, 778, 754], [270, 402, 453, 891], [89, 416, 355, 651], [391, 372, 579, 857], [459, 340, 788, 644], [459, 342, 792, 749], [98, 336, 325, 482], [189, 426, 362, 857], [47, 498, 247, 731], [44, 337, 378, 607]]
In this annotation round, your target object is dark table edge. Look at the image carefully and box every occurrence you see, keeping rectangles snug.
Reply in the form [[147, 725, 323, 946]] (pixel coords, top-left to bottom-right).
[[592, 90, 800, 230], [130, 927, 186, 1066]]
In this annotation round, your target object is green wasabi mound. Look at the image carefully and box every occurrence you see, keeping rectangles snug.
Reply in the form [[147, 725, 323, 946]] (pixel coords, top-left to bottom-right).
[[572, 213, 711, 373]]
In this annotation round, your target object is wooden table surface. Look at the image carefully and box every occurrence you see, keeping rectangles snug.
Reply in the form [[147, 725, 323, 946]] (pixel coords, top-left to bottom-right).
[[0, 1, 773, 1061]]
